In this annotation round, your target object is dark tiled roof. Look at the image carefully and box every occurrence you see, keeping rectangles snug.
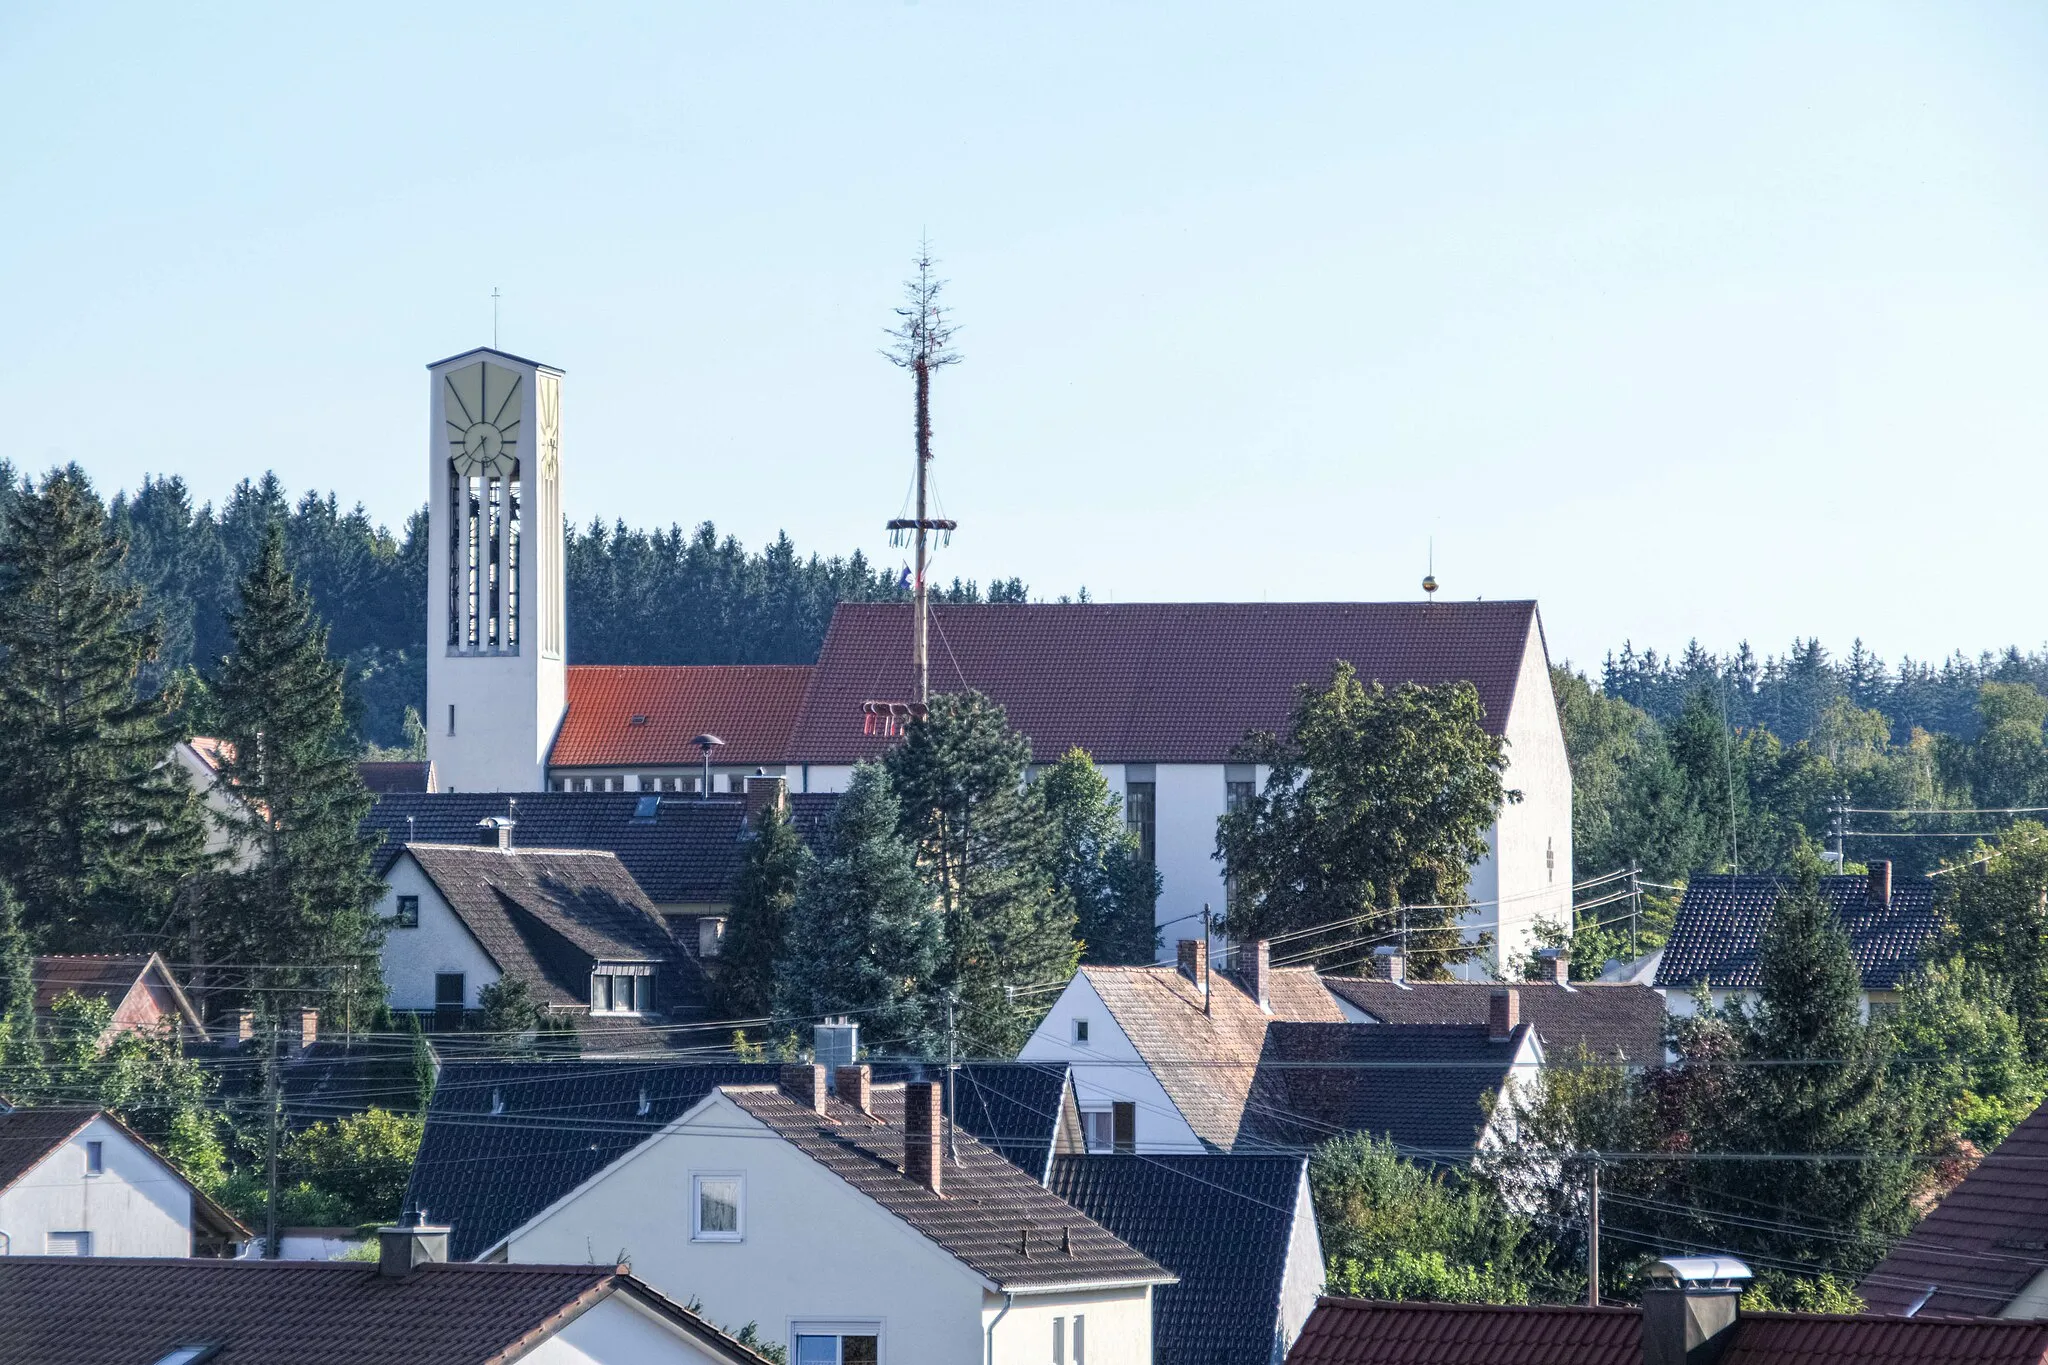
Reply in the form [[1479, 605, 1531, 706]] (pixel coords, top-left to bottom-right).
[[402, 843, 687, 1011], [1859, 1099, 2048, 1317], [786, 600, 1542, 764], [362, 792, 837, 905], [1324, 979, 1666, 1064], [0, 1107, 94, 1193], [1655, 874, 1939, 992], [873, 1060, 1081, 1182], [552, 664, 814, 768], [1287, 1297, 1641, 1365], [1285, 1298, 2048, 1365], [725, 1083, 1172, 1291], [1080, 962, 1347, 1151], [1051, 1154, 1308, 1365], [0, 1257, 768, 1365], [1241, 1022, 1528, 1158], [409, 1059, 782, 1259], [357, 760, 433, 794]]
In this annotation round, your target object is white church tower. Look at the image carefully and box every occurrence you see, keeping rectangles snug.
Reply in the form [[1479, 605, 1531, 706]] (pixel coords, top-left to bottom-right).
[[424, 347, 566, 792]]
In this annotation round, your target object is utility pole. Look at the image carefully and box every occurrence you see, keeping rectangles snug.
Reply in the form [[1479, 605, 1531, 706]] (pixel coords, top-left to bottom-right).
[[943, 991, 960, 1164], [883, 245, 960, 708], [1200, 904, 1213, 1016], [264, 1016, 282, 1259], [1627, 863, 1641, 960], [1586, 1154, 1601, 1307]]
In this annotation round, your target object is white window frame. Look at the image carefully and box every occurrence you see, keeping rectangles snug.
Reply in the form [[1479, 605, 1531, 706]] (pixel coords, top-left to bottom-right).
[[789, 1320, 883, 1365], [691, 1172, 745, 1242], [1080, 1107, 1115, 1154], [394, 894, 420, 929], [1071, 1017, 1090, 1045], [84, 1140, 104, 1176]]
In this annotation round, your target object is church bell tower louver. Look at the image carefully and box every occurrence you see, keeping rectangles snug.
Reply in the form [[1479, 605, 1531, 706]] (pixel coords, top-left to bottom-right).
[[424, 347, 566, 792]]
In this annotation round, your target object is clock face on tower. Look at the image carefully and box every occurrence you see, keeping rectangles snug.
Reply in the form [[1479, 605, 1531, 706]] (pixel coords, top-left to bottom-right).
[[444, 362, 522, 479]]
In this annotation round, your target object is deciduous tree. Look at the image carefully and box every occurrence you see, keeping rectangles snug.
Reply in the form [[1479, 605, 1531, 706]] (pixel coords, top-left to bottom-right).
[[1037, 749, 1158, 965]]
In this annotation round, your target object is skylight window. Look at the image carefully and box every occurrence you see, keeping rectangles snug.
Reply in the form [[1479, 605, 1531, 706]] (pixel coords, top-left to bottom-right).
[[153, 1348, 220, 1365], [633, 795, 661, 821]]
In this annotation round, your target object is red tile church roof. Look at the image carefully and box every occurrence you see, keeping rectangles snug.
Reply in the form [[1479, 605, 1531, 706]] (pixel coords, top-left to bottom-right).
[[785, 600, 1542, 765], [551, 664, 812, 768]]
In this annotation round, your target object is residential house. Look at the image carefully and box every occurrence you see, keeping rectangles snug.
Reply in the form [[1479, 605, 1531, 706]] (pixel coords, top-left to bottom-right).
[[0, 1223, 772, 1364], [359, 759, 437, 793], [375, 833, 703, 1043], [1325, 948, 1666, 1065], [1859, 1098, 2048, 1318], [0, 1107, 249, 1258], [32, 954, 206, 1046], [1285, 1261, 2048, 1365], [171, 737, 258, 871], [1237, 995, 1540, 1160], [486, 1067, 1175, 1364], [1050, 1153, 1324, 1365], [1017, 940, 1347, 1154], [1655, 864, 1936, 1018], [405, 1054, 1084, 1262]]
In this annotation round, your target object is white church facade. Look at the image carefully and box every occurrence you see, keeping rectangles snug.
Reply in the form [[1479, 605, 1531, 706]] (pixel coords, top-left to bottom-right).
[[419, 348, 1574, 971]]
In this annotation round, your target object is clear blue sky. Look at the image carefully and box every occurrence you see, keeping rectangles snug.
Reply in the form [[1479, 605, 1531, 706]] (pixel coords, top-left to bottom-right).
[[2, 3, 2043, 673]]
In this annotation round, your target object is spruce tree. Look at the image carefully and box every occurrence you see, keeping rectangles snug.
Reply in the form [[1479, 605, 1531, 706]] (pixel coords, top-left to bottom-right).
[[0, 883, 43, 1086], [775, 764, 940, 1054], [210, 523, 383, 1022], [0, 466, 206, 947], [885, 691, 1079, 1055], [714, 803, 811, 1019], [1038, 748, 1158, 965]]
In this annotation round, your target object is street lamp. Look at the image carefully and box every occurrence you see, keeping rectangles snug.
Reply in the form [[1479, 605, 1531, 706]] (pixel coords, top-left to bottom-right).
[[693, 733, 725, 798]]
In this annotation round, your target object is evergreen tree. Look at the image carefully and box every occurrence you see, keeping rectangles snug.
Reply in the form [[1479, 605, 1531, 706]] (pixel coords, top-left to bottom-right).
[[1217, 665, 1508, 977], [209, 523, 384, 1022], [0, 883, 43, 1084], [1037, 749, 1158, 965], [775, 764, 940, 1054], [884, 692, 1079, 1055], [0, 466, 206, 948], [713, 804, 812, 1019]]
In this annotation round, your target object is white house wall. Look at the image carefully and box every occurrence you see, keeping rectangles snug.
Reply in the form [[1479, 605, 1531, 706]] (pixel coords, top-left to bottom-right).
[[375, 854, 501, 1010], [983, 1285, 1154, 1365], [1017, 974, 1206, 1156], [1275, 1164, 1328, 1364], [1482, 615, 1573, 973], [0, 1116, 196, 1258], [523, 1293, 734, 1365]]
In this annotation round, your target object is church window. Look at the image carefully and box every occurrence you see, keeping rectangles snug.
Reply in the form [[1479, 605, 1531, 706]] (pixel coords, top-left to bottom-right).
[[447, 705, 456, 737], [1125, 781, 1156, 865]]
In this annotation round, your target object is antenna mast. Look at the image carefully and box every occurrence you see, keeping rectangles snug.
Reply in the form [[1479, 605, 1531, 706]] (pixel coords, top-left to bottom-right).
[[883, 244, 960, 707]]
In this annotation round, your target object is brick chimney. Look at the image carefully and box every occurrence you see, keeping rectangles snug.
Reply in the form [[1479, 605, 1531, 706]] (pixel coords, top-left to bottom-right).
[[228, 1008, 256, 1046], [1177, 939, 1208, 991], [1536, 948, 1570, 987], [779, 1063, 827, 1115], [1868, 860, 1892, 910], [292, 1008, 319, 1055], [1489, 988, 1520, 1042], [903, 1080, 942, 1195], [1372, 944, 1406, 984], [1241, 939, 1271, 1011], [743, 774, 788, 830], [835, 1065, 872, 1115]]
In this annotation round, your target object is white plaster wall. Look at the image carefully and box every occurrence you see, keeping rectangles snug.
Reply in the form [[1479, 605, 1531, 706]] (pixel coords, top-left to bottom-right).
[[375, 853, 501, 1010], [506, 1093, 992, 1363], [1017, 974, 1206, 1156], [426, 351, 566, 795], [802, 765, 857, 794], [1274, 1164, 1327, 1364], [984, 1285, 1153, 1365], [1483, 614, 1573, 973], [0, 1116, 194, 1257], [525, 1293, 730, 1365]]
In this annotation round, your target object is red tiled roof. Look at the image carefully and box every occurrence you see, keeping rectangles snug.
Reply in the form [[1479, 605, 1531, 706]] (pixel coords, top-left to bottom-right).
[[551, 664, 812, 768], [32, 955, 154, 1014], [785, 601, 1542, 765], [1285, 1298, 2048, 1365], [1859, 1099, 2048, 1317]]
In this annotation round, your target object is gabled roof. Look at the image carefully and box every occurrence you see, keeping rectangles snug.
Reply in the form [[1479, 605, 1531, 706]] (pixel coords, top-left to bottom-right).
[[411, 1059, 782, 1260], [1859, 1098, 2048, 1317], [1287, 1297, 1641, 1365], [786, 600, 1542, 764], [427, 344, 561, 373], [1285, 1297, 2048, 1365], [1078, 961, 1346, 1151], [551, 664, 815, 769], [0, 1107, 252, 1243], [1241, 1022, 1532, 1158], [872, 1060, 1082, 1183], [357, 760, 434, 794], [1324, 979, 1665, 1064], [32, 953, 205, 1035], [362, 792, 838, 904], [0, 1258, 768, 1365], [401, 844, 684, 1009], [1655, 874, 1938, 993], [723, 1082, 1172, 1292], [1051, 1153, 1309, 1365]]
